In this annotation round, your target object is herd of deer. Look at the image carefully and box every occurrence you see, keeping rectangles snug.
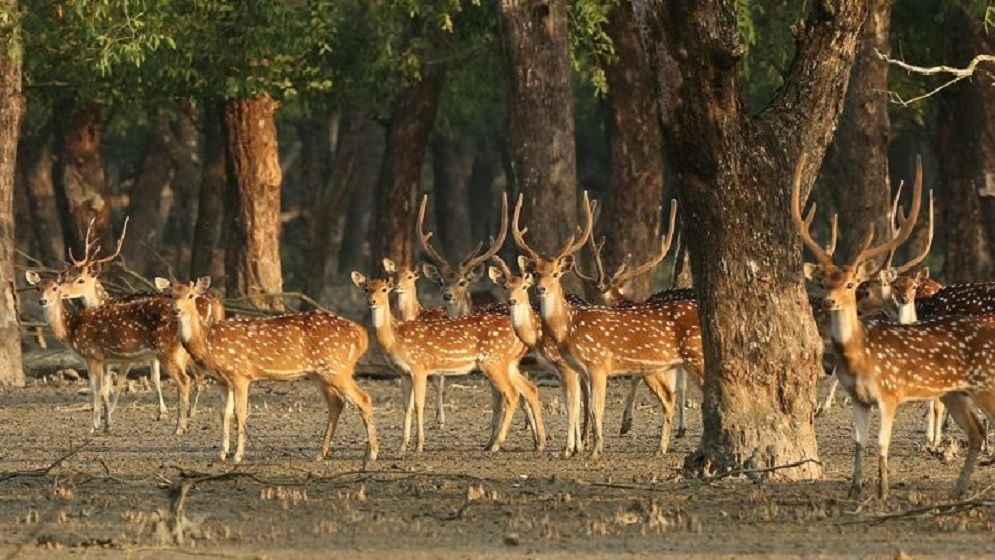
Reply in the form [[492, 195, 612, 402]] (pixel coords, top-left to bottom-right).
[[21, 156, 995, 500]]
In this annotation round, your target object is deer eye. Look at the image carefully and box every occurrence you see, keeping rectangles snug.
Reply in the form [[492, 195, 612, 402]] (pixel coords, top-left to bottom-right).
[[381, 287, 388, 293], [846, 282, 855, 289], [76, 278, 84, 284]]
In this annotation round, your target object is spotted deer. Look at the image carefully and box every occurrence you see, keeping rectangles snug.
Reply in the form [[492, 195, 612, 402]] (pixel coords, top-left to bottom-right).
[[573, 203, 697, 439], [351, 272, 545, 454], [25, 270, 196, 435], [794, 156, 995, 498], [512, 192, 704, 458], [155, 277, 378, 464]]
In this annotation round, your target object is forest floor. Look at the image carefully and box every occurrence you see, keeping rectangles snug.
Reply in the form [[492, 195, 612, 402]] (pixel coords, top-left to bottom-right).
[[0, 366, 993, 559]]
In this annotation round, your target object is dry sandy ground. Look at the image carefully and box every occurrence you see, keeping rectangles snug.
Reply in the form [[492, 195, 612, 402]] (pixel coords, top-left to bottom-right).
[[0, 370, 993, 559]]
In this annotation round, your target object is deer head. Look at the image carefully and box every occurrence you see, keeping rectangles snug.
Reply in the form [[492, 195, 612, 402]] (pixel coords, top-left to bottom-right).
[[417, 193, 508, 316], [25, 270, 62, 309], [351, 272, 393, 310], [155, 276, 213, 337], [61, 216, 130, 305], [382, 258, 420, 297], [488, 255, 533, 308]]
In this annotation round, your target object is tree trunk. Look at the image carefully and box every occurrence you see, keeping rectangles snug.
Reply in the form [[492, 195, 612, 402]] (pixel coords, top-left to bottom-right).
[[370, 69, 444, 270], [190, 102, 226, 279], [468, 138, 500, 245], [936, 6, 995, 282], [303, 114, 367, 305], [163, 102, 202, 277], [124, 116, 175, 275], [600, 0, 667, 301], [818, 0, 893, 263], [497, 0, 578, 261], [223, 94, 284, 310], [0, 0, 26, 387], [634, 0, 868, 478], [18, 122, 63, 265], [338, 173, 376, 275], [52, 101, 112, 258], [431, 131, 475, 259]]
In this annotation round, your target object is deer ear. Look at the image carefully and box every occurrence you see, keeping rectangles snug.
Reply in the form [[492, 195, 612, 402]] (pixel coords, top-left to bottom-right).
[[350, 271, 367, 287], [382, 258, 396, 274], [517, 255, 532, 273], [917, 267, 930, 281], [468, 265, 484, 282], [195, 276, 212, 293], [856, 260, 878, 282], [422, 263, 441, 282], [154, 277, 172, 291], [879, 269, 897, 284], [487, 266, 505, 286], [802, 263, 822, 282], [558, 254, 575, 273], [25, 270, 41, 286], [523, 272, 534, 285]]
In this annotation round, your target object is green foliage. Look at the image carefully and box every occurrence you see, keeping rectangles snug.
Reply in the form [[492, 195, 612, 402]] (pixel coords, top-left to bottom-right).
[[571, 0, 617, 96]]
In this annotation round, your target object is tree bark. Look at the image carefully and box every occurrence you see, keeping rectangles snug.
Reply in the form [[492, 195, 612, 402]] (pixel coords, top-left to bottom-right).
[[370, 69, 444, 270], [52, 101, 112, 259], [600, 0, 667, 301], [190, 102, 226, 279], [223, 94, 284, 310], [338, 175, 376, 275], [497, 0, 578, 261], [124, 116, 175, 275], [936, 6, 995, 282], [634, 0, 868, 478], [468, 138, 500, 245], [818, 0, 893, 263], [163, 102, 202, 277], [431, 131, 476, 260], [0, 0, 26, 387], [18, 121, 63, 265]]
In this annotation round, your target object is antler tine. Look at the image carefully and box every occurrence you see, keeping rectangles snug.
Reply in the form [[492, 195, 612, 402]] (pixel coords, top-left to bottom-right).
[[790, 155, 834, 267], [851, 155, 923, 268], [556, 191, 595, 260], [894, 189, 935, 275], [416, 194, 453, 271], [613, 199, 678, 286], [491, 254, 514, 279], [511, 193, 542, 263], [69, 217, 98, 267], [91, 216, 130, 266], [826, 213, 839, 256], [575, 235, 608, 286], [463, 192, 509, 270], [881, 180, 905, 270]]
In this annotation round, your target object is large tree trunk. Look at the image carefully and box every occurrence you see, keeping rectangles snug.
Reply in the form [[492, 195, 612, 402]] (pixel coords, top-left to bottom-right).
[[497, 0, 578, 261], [337, 171, 376, 275], [468, 138, 500, 245], [599, 0, 666, 301], [190, 102, 226, 279], [223, 95, 284, 310], [18, 121, 63, 265], [0, 0, 25, 387], [52, 101, 112, 258], [370, 69, 444, 270], [303, 114, 367, 305], [936, 6, 995, 282], [124, 116, 175, 275], [431, 131, 475, 259], [163, 103, 202, 277], [818, 0, 893, 263], [634, 0, 868, 478]]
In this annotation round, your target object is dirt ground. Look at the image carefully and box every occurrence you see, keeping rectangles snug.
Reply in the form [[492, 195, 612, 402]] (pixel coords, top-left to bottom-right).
[[0, 369, 993, 559]]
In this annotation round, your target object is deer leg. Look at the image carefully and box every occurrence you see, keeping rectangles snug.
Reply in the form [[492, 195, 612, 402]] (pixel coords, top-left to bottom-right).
[[620, 377, 639, 436], [338, 375, 379, 463], [644, 370, 676, 457], [816, 374, 839, 417], [151, 359, 167, 420], [172, 366, 191, 436], [511, 366, 546, 453], [676, 368, 688, 438], [400, 376, 413, 453], [220, 382, 234, 461], [945, 392, 987, 498], [580, 373, 592, 448], [189, 367, 204, 419], [434, 375, 446, 427], [85, 360, 103, 433], [231, 377, 250, 464], [316, 381, 344, 461], [412, 372, 428, 453], [849, 402, 872, 497], [100, 364, 115, 433], [110, 363, 131, 416], [876, 398, 897, 500], [556, 362, 581, 457], [588, 367, 608, 460], [484, 385, 501, 450]]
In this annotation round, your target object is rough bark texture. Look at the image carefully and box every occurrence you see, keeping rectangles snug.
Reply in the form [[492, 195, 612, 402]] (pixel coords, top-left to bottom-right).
[[163, 103, 202, 276], [0, 0, 26, 387], [497, 0, 578, 259], [223, 95, 284, 310], [124, 116, 175, 274], [468, 138, 500, 245], [936, 6, 995, 282], [190, 103, 226, 279], [818, 0, 893, 263], [371, 69, 444, 270], [53, 101, 112, 258], [18, 122, 63, 265], [338, 175, 376, 275], [633, 0, 868, 478], [431, 131, 475, 259], [600, 0, 666, 301]]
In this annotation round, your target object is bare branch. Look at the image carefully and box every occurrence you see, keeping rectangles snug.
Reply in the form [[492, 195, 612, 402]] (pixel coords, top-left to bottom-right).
[[876, 48, 995, 106]]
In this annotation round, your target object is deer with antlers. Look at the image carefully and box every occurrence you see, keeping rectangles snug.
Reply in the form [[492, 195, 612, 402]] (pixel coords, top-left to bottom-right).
[[512, 192, 704, 458], [352, 271, 545, 454], [58, 217, 223, 424], [794, 155, 995, 499], [155, 277, 378, 464], [25, 270, 197, 435]]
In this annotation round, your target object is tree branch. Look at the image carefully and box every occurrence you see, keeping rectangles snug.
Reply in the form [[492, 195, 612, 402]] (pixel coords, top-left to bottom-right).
[[875, 48, 995, 106]]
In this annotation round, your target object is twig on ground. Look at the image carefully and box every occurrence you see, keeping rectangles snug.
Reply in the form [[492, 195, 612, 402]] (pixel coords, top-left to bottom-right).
[[0, 443, 87, 482], [840, 485, 993, 525]]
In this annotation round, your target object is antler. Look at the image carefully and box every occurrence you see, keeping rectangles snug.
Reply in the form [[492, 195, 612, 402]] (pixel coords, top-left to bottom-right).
[[574, 235, 609, 288], [68, 216, 130, 268], [68, 217, 100, 266], [611, 199, 678, 287], [790, 155, 835, 268], [417, 194, 453, 273], [512, 193, 542, 263], [893, 190, 934, 276], [554, 191, 595, 260], [491, 254, 514, 279], [460, 192, 509, 272], [850, 156, 923, 268]]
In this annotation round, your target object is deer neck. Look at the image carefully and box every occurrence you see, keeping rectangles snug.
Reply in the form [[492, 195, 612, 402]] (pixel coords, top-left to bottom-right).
[[82, 280, 109, 308], [508, 300, 540, 347], [448, 295, 473, 319], [538, 288, 571, 345], [370, 304, 397, 352], [829, 305, 867, 365], [177, 310, 212, 365], [45, 301, 72, 342], [396, 290, 422, 322], [896, 302, 917, 324]]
